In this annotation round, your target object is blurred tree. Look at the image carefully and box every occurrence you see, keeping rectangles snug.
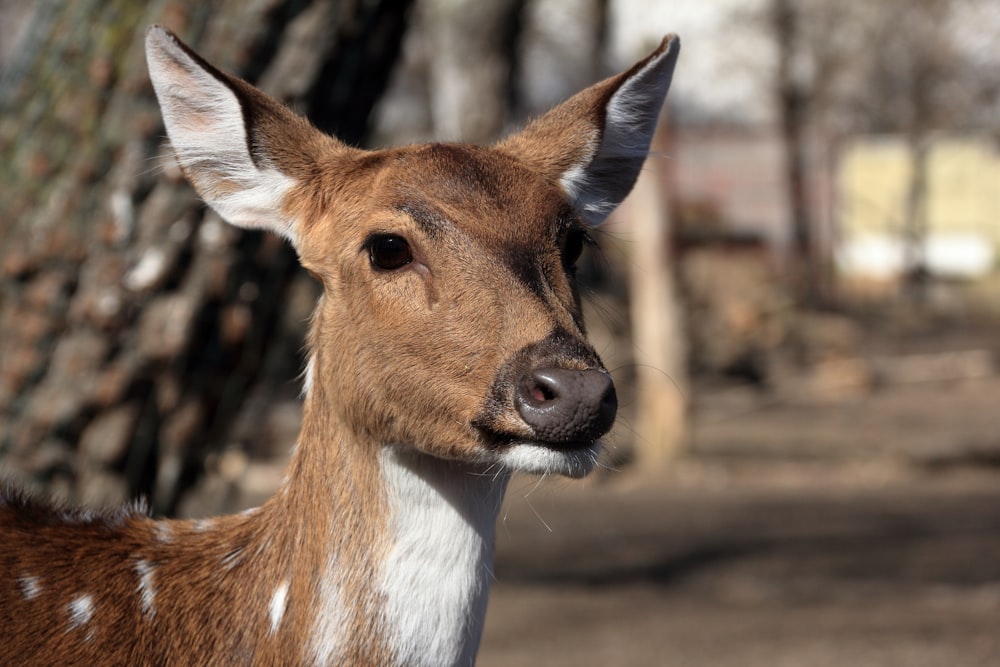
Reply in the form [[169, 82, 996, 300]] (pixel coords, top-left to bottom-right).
[[770, 0, 818, 305], [763, 0, 873, 306], [514, 0, 606, 120], [844, 0, 997, 301], [372, 0, 608, 146], [372, 0, 522, 145], [626, 119, 688, 471], [0, 0, 412, 516], [754, 0, 1000, 303]]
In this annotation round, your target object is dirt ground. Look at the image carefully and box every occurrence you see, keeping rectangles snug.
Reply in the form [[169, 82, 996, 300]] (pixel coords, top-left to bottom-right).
[[477, 373, 1000, 666]]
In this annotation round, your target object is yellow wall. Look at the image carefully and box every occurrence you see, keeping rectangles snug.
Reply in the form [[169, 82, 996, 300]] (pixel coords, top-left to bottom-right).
[[840, 136, 1000, 243]]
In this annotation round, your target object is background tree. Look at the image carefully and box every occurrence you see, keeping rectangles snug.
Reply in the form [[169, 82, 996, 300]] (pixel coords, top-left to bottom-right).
[[750, 0, 1000, 304], [761, 0, 871, 306], [0, 0, 412, 516], [625, 117, 688, 471], [844, 0, 999, 300]]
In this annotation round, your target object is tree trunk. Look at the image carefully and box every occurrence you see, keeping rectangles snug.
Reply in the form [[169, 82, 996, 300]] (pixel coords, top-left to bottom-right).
[[902, 134, 931, 301], [772, 0, 819, 307], [0, 0, 412, 517], [626, 123, 688, 471], [515, 0, 605, 119], [373, 0, 524, 145]]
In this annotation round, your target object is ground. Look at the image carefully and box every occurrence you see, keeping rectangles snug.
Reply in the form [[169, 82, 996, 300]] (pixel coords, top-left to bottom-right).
[[478, 372, 1000, 666]]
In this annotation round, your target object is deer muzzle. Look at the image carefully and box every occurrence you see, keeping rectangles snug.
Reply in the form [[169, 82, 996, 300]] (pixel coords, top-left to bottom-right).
[[515, 367, 617, 446]]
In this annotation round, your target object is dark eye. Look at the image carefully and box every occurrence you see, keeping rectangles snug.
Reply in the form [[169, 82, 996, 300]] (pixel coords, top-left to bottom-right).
[[562, 228, 589, 268], [368, 234, 413, 271]]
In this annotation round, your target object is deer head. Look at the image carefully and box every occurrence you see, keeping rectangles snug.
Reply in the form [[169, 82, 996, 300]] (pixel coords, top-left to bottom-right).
[[146, 27, 678, 479]]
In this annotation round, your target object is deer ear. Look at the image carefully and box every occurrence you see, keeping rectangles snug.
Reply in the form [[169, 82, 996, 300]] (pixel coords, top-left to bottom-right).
[[498, 35, 679, 226], [145, 26, 342, 246]]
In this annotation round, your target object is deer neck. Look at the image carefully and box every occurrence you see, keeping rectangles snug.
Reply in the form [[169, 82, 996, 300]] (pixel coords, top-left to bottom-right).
[[376, 447, 509, 667], [264, 362, 510, 666]]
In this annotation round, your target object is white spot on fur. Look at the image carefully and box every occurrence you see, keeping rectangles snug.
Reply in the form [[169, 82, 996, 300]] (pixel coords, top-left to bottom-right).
[[155, 522, 173, 543], [18, 575, 41, 600], [193, 518, 215, 532], [269, 580, 289, 635], [67, 594, 94, 630], [309, 562, 346, 665], [135, 560, 156, 618]]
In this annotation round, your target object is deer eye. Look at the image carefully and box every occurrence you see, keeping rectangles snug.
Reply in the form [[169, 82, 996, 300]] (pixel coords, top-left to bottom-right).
[[368, 234, 413, 271], [562, 228, 589, 269]]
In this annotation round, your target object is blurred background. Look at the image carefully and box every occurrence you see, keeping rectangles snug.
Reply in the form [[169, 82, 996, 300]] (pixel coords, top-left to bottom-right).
[[1, 1, 999, 664]]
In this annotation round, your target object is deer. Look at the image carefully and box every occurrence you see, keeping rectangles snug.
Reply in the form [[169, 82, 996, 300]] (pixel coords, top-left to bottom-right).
[[0, 25, 678, 666]]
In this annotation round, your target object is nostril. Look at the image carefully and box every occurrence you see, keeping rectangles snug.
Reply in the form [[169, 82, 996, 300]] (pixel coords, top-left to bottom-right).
[[523, 372, 559, 404], [531, 385, 554, 402]]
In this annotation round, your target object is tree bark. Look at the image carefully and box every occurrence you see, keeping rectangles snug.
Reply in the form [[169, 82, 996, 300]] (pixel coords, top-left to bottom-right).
[[0, 0, 413, 516]]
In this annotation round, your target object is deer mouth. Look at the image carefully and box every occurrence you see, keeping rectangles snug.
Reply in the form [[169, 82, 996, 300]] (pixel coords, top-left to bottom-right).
[[495, 436, 603, 479], [480, 428, 603, 453], [475, 420, 607, 479]]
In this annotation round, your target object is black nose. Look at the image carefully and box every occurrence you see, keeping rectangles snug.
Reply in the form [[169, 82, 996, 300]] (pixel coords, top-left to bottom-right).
[[515, 367, 617, 445]]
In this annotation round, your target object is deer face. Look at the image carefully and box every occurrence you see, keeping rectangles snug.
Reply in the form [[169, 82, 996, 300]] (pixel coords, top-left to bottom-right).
[[294, 144, 613, 476], [146, 27, 678, 478]]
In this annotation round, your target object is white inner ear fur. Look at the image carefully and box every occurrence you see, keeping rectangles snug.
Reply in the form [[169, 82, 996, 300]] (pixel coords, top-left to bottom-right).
[[560, 38, 680, 227], [146, 30, 297, 245]]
